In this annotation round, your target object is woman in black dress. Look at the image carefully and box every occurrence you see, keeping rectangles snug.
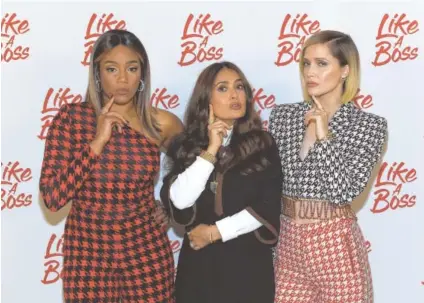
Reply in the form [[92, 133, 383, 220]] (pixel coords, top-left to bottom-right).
[[160, 61, 282, 303]]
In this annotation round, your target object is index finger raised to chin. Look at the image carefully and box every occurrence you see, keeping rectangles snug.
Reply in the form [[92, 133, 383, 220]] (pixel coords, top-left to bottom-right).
[[311, 95, 324, 110], [209, 104, 215, 124], [102, 96, 115, 113]]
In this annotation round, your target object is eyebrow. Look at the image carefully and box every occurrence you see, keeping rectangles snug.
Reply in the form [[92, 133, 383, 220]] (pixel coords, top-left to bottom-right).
[[213, 78, 243, 87], [304, 57, 329, 61], [104, 60, 140, 64]]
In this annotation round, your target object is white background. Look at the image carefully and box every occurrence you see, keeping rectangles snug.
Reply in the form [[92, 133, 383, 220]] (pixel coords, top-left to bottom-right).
[[1, 1, 423, 302]]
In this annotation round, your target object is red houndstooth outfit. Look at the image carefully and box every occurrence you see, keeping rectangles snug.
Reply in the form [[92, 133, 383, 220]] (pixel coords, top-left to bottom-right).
[[40, 102, 175, 303], [269, 101, 387, 303]]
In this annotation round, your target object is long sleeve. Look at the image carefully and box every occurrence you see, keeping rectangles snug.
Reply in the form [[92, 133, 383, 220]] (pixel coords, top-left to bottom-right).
[[170, 156, 263, 240], [307, 115, 387, 205], [215, 209, 262, 242], [39, 104, 99, 212], [170, 156, 215, 209]]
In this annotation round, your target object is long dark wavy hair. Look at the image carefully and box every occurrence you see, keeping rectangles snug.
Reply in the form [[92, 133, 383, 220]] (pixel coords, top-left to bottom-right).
[[165, 61, 273, 178], [85, 29, 161, 141]]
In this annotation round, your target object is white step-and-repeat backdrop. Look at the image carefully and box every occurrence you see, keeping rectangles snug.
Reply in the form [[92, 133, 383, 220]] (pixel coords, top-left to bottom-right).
[[2, 1, 423, 302]]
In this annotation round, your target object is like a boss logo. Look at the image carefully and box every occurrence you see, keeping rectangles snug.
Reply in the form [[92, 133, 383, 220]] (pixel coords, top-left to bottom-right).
[[372, 13, 419, 66], [371, 161, 417, 214], [1, 161, 32, 211], [1, 13, 30, 62], [178, 13, 224, 66]]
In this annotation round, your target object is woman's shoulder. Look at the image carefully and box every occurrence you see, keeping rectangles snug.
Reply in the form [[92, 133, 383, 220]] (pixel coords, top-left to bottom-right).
[[243, 129, 277, 156], [155, 108, 183, 130], [245, 128, 273, 141], [54, 101, 94, 122], [350, 104, 388, 130], [271, 101, 306, 114], [154, 108, 184, 148], [269, 101, 307, 123], [268, 101, 306, 134], [261, 128, 275, 143], [236, 129, 281, 174]]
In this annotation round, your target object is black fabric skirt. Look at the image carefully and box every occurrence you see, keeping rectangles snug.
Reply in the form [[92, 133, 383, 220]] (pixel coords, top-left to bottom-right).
[[175, 233, 275, 303]]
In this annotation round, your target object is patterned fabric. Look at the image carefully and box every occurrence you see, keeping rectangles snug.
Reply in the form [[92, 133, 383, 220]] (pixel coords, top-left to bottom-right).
[[274, 217, 373, 303], [39, 103, 175, 303], [269, 101, 387, 205]]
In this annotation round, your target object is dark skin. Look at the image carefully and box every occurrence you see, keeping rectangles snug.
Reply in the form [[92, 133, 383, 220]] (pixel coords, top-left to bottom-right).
[[89, 45, 183, 229]]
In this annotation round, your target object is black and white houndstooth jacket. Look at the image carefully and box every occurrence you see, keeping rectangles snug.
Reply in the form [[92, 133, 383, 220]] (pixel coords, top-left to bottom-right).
[[269, 101, 387, 206]]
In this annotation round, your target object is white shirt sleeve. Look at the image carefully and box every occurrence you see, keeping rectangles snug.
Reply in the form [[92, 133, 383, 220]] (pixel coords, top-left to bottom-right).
[[215, 210, 263, 242], [169, 146, 263, 242], [169, 156, 214, 209]]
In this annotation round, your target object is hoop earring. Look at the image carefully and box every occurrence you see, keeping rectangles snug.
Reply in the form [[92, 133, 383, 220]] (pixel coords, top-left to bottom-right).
[[138, 80, 145, 92], [95, 78, 102, 92]]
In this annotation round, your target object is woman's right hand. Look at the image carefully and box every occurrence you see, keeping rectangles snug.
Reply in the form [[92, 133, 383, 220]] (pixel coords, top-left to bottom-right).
[[90, 97, 127, 155], [207, 104, 231, 156]]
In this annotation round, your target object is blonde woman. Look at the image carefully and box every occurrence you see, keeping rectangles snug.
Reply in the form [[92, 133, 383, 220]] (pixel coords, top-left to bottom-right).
[[270, 30, 387, 303]]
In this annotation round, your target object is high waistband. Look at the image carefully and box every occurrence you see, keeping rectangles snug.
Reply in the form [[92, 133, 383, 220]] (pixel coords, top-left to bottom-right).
[[281, 196, 356, 221]]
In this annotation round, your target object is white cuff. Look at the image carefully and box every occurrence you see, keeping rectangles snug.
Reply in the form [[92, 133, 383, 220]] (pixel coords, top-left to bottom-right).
[[169, 156, 215, 210], [215, 209, 262, 242]]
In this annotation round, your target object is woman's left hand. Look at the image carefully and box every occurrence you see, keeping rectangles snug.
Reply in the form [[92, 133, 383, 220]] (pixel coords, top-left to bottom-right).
[[188, 224, 217, 250], [304, 96, 329, 140]]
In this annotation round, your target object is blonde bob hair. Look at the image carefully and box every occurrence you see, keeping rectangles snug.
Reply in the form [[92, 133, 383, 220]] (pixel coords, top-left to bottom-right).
[[299, 30, 360, 103]]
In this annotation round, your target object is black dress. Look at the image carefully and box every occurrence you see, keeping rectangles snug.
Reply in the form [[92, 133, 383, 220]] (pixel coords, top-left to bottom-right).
[[161, 131, 282, 303]]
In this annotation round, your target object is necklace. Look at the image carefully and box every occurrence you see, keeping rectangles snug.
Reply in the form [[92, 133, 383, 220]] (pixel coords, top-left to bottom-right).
[[208, 128, 232, 194]]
